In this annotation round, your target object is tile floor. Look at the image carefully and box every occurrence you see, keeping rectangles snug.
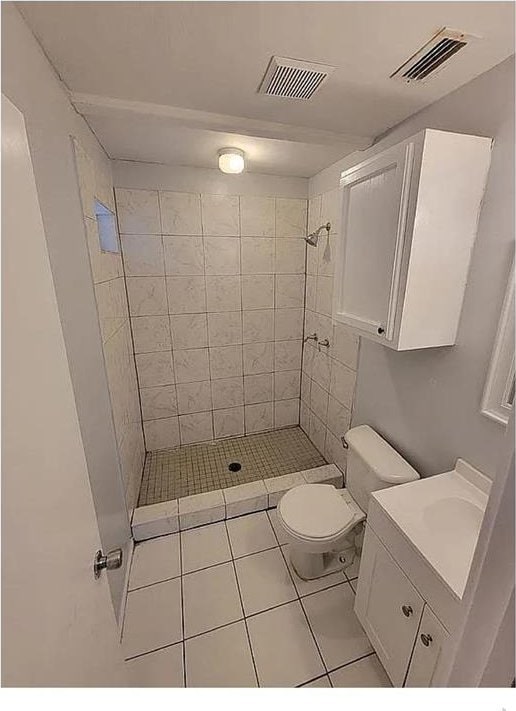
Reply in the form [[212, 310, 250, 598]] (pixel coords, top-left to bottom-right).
[[138, 426, 326, 505], [123, 508, 391, 688]]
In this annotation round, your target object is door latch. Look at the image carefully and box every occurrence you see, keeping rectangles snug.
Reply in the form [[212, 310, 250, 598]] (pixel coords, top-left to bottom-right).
[[93, 548, 123, 579]]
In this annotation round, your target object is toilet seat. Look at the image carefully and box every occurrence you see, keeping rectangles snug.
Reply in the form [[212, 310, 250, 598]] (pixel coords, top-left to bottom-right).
[[278, 484, 355, 542]]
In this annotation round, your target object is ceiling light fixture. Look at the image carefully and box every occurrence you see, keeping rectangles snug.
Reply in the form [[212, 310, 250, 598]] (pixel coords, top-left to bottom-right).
[[218, 147, 245, 174]]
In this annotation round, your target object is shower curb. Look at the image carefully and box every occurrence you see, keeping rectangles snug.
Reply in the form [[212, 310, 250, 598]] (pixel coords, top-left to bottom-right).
[[131, 464, 343, 541]]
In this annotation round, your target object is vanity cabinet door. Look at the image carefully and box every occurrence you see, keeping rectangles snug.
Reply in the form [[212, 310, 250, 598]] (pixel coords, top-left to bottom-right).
[[355, 525, 424, 687], [404, 605, 449, 687]]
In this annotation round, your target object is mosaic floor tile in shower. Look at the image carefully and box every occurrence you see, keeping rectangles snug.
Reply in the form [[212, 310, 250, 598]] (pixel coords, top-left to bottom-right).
[[138, 427, 326, 506]]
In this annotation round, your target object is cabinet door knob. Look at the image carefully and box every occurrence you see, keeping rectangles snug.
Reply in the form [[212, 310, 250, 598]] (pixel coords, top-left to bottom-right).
[[420, 633, 433, 647], [377, 327, 385, 335], [401, 604, 413, 617]]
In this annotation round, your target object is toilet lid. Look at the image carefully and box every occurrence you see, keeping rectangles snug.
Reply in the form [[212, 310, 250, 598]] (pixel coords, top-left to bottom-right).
[[278, 484, 354, 540]]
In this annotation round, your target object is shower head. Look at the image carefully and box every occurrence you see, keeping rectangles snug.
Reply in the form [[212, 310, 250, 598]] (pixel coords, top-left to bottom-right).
[[305, 222, 331, 247]]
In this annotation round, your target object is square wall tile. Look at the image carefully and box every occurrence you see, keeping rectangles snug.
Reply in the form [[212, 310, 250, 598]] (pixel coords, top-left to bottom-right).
[[274, 399, 299, 428], [274, 308, 304, 341], [245, 402, 273, 433], [321, 188, 342, 236], [275, 198, 307, 239], [136, 352, 175, 387], [301, 371, 311, 404], [185, 621, 257, 688], [182, 562, 242, 638], [327, 395, 351, 438], [163, 236, 204, 276], [316, 275, 333, 316], [170, 313, 208, 350], [122, 578, 182, 659], [127, 277, 167, 316], [274, 370, 301, 400], [224, 480, 268, 519], [174, 348, 210, 383], [213, 406, 244, 438], [332, 322, 359, 370], [143, 417, 180, 450], [275, 239, 305, 274], [140, 385, 178, 420], [201, 194, 239, 236], [308, 195, 322, 233], [121, 234, 164, 277], [241, 275, 274, 310], [208, 311, 242, 346], [310, 379, 329, 423], [204, 236, 240, 275], [275, 274, 305, 308], [244, 373, 273, 404], [324, 430, 348, 475], [309, 412, 327, 455], [132, 316, 171, 354], [275, 340, 302, 371], [178, 489, 225, 530], [243, 309, 274, 343], [240, 195, 275, 237], [160, 191, 202, 235], [176, 380, 212, 415], [211, 376, 244, 409], [312, 349, 331, 391], [209, 345, 243, 380], [330, 360, 356, 408], [115, 188, 160, 235], [243, 341, 274, 375], [206, 276, 241, 312], [179, 411, 213, 445], [166, 276, 206, 314], [241, 238, 274, 274], [132, 500, 179, 541], [264, 471, 305, 507], [305, 275, 317, 310], [318, 235, 336, 277]]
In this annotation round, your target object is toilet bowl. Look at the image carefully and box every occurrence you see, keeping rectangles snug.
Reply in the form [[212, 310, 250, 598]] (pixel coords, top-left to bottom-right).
[[277, 425, 420, 580], [278, 483, 365, 579]]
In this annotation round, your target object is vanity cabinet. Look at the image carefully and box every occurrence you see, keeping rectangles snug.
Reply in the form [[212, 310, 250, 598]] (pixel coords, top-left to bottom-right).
[[333, 129, 492, 350], [355, 525, 449, 687]]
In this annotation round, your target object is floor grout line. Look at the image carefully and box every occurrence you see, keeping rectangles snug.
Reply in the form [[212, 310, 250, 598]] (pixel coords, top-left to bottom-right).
[[225, 519, 260, 688]]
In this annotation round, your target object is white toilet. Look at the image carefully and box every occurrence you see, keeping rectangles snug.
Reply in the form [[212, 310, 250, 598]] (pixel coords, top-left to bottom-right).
[[277, 425, 420, 580]]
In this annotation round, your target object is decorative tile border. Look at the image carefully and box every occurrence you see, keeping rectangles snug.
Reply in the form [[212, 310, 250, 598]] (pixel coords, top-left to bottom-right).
[[132, 464, 343, 540]]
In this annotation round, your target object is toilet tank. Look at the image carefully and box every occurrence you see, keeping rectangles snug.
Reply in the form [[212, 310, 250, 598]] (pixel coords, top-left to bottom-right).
[[344, 425, 419, 512]]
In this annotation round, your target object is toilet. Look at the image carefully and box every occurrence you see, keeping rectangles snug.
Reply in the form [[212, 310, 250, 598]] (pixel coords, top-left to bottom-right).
[[277, 425, 420, 580]]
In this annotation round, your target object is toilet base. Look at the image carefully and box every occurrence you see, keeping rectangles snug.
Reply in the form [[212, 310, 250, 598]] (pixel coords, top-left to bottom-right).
[[290, 542, 357, 581]]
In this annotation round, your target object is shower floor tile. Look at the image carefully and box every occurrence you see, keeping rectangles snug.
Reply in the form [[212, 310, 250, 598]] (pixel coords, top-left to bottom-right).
[[138, 426, 326, 506]]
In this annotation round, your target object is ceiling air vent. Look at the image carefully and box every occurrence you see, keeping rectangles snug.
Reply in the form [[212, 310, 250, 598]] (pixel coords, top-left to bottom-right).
[[391, 28, 477, 84], [258, 56, 335, 100]]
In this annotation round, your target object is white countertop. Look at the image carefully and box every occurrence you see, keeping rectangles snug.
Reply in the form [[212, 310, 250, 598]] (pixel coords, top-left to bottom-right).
[[371, 459, 491, 599]]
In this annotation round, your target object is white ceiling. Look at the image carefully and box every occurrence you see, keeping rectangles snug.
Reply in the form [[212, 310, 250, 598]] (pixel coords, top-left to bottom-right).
[[19, 1, 515, 177]]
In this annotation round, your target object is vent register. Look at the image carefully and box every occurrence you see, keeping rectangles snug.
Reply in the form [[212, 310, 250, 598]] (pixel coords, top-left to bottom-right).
[[391, 27, 476, 84], [258, 56, 335, 100]]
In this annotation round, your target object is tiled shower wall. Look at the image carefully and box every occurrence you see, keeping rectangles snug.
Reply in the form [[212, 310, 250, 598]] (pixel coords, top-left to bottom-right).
[[73, 141, 145, 511], [114, 189, 308, 451], [300, 187, 359, 473]]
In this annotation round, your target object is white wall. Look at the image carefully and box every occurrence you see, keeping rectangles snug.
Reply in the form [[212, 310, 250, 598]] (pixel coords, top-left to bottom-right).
[[309, 56, 515, 479], [1, 3, 131, 617]]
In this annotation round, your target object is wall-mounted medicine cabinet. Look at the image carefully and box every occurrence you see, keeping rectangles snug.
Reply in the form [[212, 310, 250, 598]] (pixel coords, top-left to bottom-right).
[[333, 129, 493, 350]]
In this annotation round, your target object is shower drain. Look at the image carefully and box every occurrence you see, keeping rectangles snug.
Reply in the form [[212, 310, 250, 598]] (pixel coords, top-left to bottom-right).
[[228, 462, 242, 473]]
